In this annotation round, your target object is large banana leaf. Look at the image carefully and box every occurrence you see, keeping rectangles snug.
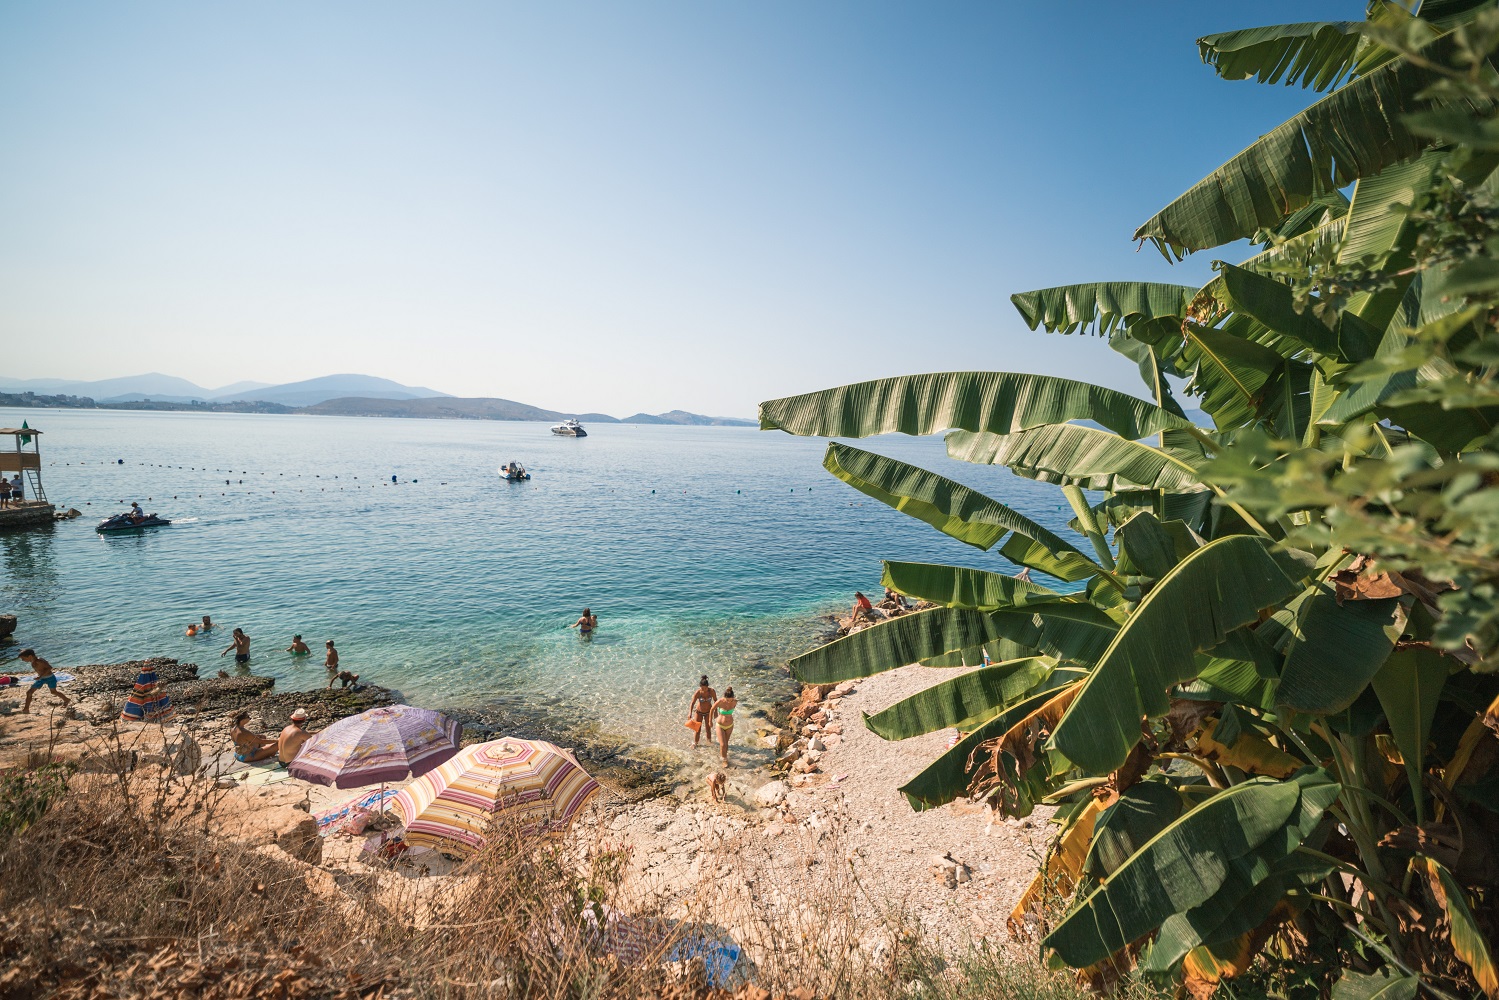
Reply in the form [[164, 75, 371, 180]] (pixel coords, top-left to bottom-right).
[[1010, 282, 1197, 336], [1084, 780, 1185, 880], [1051, 536, 1308, 775], [898, 681, 1080, 811], [863, 656, 1058, 741], [787, 608, 1004, 684], [1272, 585, 1404, 715], [1134, 32, 1489, 257], [1371, 645, 1449, 821], [986, 603, 1120, 664], [1089, 489, 1215, 534], [788, 604, 1114, 684], [1332, 972, 1419, 1000], [947, 425, 1207, 492], [1116, 511, 1200, 581], [880, 561, 1059, 610], [1179, 324, 1298, 430], [1218, 264, 1378, 363], [759, 372, 1191, 441], [1148, 848, 1335, 973], [1339, 150, 1451, 328], [823, 443, 1086, 556], [1042, 773, 1332, 967], [1197, 19, 1367, 91]]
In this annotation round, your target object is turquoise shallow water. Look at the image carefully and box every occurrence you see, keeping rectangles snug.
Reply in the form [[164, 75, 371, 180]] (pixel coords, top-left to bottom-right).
[[0, 407, 1078, 755]]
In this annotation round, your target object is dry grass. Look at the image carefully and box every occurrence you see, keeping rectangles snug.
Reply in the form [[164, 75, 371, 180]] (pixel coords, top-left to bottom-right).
[[0, 728, 1117, 1000]]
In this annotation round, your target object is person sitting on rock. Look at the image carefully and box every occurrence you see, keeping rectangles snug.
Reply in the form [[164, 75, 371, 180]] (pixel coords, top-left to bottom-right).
[[278, 708, 313, 764], [883, 586, 909, 610], [851, 591, 874, 623], [230, 710, 278, 763]]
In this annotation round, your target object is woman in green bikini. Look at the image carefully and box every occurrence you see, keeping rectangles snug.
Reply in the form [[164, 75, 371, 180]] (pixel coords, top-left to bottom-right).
[[711, 686, 737, 767]]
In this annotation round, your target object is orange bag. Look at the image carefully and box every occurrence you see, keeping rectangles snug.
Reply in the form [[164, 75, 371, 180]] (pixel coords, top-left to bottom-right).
[[684, 718, 701, 734]]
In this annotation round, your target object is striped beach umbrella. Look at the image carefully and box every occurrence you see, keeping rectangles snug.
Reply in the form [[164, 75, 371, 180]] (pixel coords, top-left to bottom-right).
[[120, 666, 173, 723], [394, 738, 601, 854], [289, 705, 462, 789]]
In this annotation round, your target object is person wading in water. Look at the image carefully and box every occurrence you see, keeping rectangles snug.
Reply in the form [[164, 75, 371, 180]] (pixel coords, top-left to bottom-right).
[[687, 675, 716, 748]]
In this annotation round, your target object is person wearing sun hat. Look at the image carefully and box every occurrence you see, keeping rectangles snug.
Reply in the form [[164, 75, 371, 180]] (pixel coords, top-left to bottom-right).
[[278, 708, 313, 765]]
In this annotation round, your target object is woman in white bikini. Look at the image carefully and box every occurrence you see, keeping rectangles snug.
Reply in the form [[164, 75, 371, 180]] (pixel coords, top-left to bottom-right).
[[688, 675, 716, 748]]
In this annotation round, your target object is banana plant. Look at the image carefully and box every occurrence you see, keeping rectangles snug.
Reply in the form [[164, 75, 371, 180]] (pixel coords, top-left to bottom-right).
[[763, 3, 1499, 995]]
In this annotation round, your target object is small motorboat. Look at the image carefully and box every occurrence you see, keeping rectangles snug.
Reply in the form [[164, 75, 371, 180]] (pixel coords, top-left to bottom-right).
[[97, 512, 171, 533], [500, 462, 531, 481], [551, 419, 587, 437]]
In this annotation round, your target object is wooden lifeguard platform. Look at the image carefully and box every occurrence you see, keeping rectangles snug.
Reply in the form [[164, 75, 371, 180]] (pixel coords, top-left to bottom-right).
[[0, 424, 56, 530]]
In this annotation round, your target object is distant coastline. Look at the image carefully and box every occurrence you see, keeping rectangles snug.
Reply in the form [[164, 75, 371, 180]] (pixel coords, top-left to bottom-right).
[[0, 391, 757, 427]]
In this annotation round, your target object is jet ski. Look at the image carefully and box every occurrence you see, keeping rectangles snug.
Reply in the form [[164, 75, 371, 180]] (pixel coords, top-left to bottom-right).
[[97, 512, 171, 533]]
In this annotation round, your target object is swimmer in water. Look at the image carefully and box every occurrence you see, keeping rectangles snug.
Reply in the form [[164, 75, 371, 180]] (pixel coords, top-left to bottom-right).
[[569, 608, 598, 637], [324, 640, 339, 671], [221, 628, 250, 664], [287, 635, 310, 655], [200, 615, 215, 632]]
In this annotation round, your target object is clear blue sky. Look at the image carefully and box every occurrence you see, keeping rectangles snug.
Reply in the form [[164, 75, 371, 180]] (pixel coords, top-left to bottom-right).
[[1, 2, 1356, 417]]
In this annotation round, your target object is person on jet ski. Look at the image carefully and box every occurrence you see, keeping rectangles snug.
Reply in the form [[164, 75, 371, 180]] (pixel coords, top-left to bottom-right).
[[129, 502, 148, 523]]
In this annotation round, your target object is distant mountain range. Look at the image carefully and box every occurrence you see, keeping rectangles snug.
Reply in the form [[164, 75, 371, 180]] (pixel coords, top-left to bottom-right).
[[0, 372, 757, 426], [0, 372, 447, 405]]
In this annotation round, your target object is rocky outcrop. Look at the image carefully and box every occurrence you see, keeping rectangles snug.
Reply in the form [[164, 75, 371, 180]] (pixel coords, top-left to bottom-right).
[[213, 785, 322, 865], [0, 614, 15, 640]]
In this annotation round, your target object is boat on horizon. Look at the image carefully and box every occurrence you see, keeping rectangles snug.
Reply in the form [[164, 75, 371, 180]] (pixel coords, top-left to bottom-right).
[[551, 419, 587, 437]]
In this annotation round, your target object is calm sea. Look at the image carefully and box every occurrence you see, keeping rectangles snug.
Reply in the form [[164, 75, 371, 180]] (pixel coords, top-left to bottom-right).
[[0, 407, 1076, 760]]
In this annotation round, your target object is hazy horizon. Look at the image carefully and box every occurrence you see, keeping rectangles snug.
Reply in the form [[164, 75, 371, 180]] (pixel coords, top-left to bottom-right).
[[3, 2, 1351, 417]]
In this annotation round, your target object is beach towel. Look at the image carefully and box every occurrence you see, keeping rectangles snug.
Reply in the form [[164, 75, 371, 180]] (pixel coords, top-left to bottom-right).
[[315, 788, 399, 836], [234, 762, 292, 786]]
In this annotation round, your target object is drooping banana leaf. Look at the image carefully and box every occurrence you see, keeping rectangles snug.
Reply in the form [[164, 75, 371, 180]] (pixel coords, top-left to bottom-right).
[[759, 371, 1192, 441], [1009, 282, 1197, 336], [1051, 536, 1309, 775], [898, 681, 1080, 811], [1000, 533, 1105, 583], [1107, 326, 1188, 417], [823, 442, 1088, 556], [1272, 584, 1405, 715], [880, 561, 1059, 610], [1371, 645, 1450, 821], [1042, 772, 1333, 967], [1135, 32, 1491, 257], [1196, 19, 1370, 91], [1421, 857, 1499, 997], [946, 425, 1207, 492], [862, 656, 1058, 740]]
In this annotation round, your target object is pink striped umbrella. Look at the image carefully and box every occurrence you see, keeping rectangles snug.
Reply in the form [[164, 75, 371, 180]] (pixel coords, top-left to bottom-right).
[[394, 738, 601, 854], [289, 705, 462, 789]]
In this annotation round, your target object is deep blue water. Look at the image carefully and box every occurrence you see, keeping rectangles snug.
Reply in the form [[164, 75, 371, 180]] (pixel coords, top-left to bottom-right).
[[0, 408, 1078, 752]]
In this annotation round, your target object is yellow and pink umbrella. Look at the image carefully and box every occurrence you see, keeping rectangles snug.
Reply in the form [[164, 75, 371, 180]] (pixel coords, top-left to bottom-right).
[[393, 737, 601, 855]]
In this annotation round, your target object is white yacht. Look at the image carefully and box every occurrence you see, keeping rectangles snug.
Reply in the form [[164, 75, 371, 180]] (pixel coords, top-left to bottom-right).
[[551, 419, 587, 437]]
